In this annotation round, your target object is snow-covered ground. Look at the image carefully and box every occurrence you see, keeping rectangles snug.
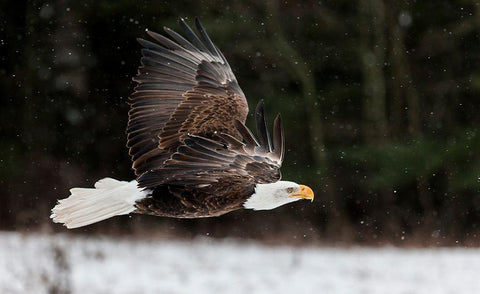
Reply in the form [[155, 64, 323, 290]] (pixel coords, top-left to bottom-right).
[[0, 232, 479, 294]]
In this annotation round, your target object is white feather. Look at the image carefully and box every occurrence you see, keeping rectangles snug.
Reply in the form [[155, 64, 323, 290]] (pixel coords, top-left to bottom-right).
[[243, 181, 301, 210], [51, 178, 148, 229]]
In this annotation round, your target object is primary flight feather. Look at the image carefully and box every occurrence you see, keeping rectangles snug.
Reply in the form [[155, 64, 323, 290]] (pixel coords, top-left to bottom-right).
[[51, 18, 314, 229]]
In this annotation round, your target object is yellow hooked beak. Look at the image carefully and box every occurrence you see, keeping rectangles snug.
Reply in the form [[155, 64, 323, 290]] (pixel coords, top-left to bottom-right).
[[290, 185, 314, 202]]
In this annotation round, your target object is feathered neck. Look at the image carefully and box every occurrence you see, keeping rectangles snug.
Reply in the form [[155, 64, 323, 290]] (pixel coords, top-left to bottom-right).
[[243, 181, 300, 210]]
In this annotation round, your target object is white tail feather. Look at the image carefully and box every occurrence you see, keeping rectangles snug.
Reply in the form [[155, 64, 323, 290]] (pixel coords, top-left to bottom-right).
[[51, 178, 148, 229]]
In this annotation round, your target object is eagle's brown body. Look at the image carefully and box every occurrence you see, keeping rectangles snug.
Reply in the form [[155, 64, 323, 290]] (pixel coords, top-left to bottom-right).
[[134, 180, 255, 218]]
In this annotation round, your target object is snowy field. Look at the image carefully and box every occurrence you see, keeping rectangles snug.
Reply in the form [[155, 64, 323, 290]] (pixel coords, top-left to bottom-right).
[[1, 232, 479, 294]]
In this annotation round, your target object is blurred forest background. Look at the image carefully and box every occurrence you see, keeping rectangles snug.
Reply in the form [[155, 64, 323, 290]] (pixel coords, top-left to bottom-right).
[[1, 0, 479, 246]]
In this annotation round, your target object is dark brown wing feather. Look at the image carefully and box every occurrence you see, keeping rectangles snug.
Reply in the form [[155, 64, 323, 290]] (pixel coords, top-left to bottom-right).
[[137, 101, 285, 188], [128, 18, 249, 177]]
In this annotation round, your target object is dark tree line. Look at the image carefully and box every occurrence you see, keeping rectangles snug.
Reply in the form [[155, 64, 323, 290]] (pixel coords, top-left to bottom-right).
[[1, 0, 479, 245]]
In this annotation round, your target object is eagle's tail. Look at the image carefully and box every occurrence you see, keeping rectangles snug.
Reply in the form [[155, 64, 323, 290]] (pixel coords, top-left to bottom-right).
[[50, 178, 148, 229]]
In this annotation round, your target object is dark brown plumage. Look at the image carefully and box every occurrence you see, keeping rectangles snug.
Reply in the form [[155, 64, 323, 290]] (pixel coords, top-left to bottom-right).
[[128, 18, 284, 217], [127, 18, 249, 179]]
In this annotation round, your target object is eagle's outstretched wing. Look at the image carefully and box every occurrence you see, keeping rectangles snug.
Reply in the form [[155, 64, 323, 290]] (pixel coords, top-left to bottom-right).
[[137, 101, 285, 188], [128, 18, 249, 181]]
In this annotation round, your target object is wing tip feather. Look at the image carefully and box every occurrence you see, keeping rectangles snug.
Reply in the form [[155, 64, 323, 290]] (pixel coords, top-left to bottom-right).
[[255, 100, 272, 152]]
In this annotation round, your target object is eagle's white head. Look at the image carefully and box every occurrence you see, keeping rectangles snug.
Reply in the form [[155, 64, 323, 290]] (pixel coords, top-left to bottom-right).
[[243, 181, 314, 210]]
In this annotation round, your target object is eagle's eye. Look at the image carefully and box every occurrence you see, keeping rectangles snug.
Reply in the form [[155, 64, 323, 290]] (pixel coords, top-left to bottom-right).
[[286, 187, 295, 194]]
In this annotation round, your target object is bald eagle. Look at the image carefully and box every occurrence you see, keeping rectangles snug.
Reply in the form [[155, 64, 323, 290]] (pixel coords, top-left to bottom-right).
[[51, 18, 314, 229]]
